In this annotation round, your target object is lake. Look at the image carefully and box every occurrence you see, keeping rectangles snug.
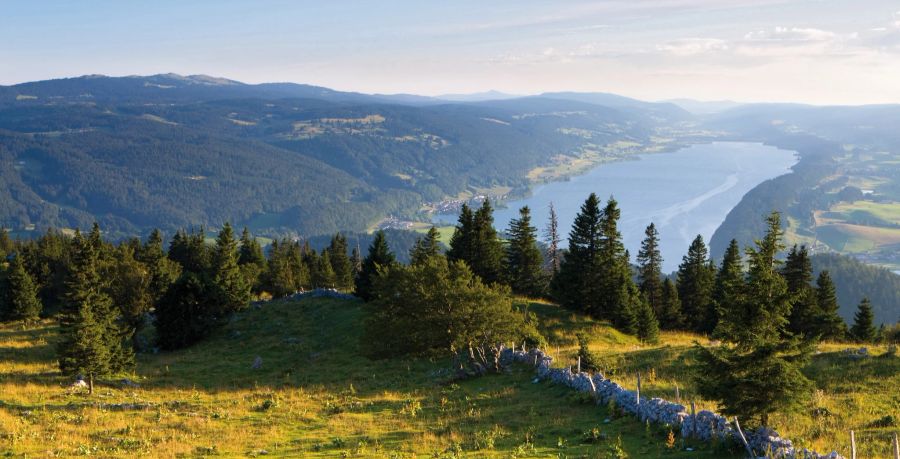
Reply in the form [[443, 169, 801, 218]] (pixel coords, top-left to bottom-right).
[[435, 142, 798, 272]]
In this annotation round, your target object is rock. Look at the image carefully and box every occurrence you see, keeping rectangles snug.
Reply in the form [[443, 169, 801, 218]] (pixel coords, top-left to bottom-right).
[[120, 378, 140, 388], [251, 356, 263, 370], [70, 379, 88, 390]]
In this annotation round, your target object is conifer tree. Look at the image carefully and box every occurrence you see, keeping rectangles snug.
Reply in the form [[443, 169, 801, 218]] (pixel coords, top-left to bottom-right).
[[635, 299, 660, 344], [109, 245, 153, 348], [447, 204, 476, 266], [505, 206, 546, 297], [350, 242, 362, 274], [471, 199, 505, 284], [544, 202, 561, 274], [677, 235, 716, 333], [155, 271, 217, 350], [140, 229, 180, 303], [168, 228, 210, 273], [782, 245, 818, 337], [3, 254, 42, 322], [553, 193, 604, 315], [238, 227, 266, 292], [313, 250, 337, 288], [637, 222, 664, 315], [326, 233, 354, 290], [262, 240, 296, 297], [713, 239, 744, 336], [355, 230, 396, 301], [410, 227, 442, 265], [58, 231, 133, 392], [598, 197, 639, 330], [850, 297, 876, 342], [211, 223, 250, 313], [695, 212, 813, 427], [814, 270, 846, 340], [658, 278, 683, 330], [0, 227, 12, 259]]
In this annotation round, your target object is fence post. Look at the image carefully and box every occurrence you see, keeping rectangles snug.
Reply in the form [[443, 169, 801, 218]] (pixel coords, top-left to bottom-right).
[[577, 356, 581, 373], [850, 430, 857, 459], [636, 373, 641, 405], [675, 382, 680, 402], [690, 401, 696, 438], [733, 417, 754, 458], [892, 432, 899, 459]]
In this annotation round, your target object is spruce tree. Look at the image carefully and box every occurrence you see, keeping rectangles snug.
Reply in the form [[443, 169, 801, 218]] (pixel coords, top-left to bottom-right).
[[0, 227, 12, 259], [713, 239, 744, 337], [505, 206, 546, 297], [635, 299, 660, 344], [262, 240, 295, 297], [3, 254, 42, 322], [327, 233, 354, 290], [553, 193, 604, 316], [447, 204, 476, 266], [658, 278, 683, 330], [782, 245, 818, 337], [544, 202, 561, 274], [410, 227, 442, 265], [814, 270, 846, 340], [155, 271, 217, 350], [109, 245, 153, 348], [695, 212, 813, 427], [313, 250, 337, 288], [676, 235, 716, 333], [598, 197, 639, 331], [850, 297, 876, 342], [211, 223, 250, 313], [471, 199, 505, 284], [238, 227, 267, 292], [58, 231, 133, 391], [637, 223, 664, 315], [355, 231, 396, 301]]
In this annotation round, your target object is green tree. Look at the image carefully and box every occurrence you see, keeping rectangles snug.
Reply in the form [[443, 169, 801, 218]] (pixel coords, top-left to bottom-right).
[[635, 299, 660, 344], [505, 206, 546, 297], [544, 202, 561, 274], [154, 272, 218, 350], [637, 223, 664, 315], [470, 199, 505, 284], [211, 223, 250, 313], [3, 254, 42, 322], [813, 271, 846, 340], [850, 297, 876, 342], [58, 231, 133, 392], [108, 245, 153, 348], [597, 197, 639, 332], [782, 245, 818, 337], [313, 250, 337, 288], [355, 230, 396, 301], [677, 235, 716, 333], [410, 227, 442, 265], [326, 233, 354, 290], [447, 204, 476, 268], [553, 193, 604, 316], [0, 227, 12, 259], [139, 229, 181, 304], [238, 227, 267, 292], [658, 278, 683, 330], [695, 212, 813, 427], [712, 239, 744, 337]]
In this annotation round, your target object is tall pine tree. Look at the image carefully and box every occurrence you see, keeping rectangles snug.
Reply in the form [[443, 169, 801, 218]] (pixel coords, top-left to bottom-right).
[[327, 233, 354, 290], [658, 278, 683, 330], [211, 223, 250, 313], [544, 202, 561, 274], [597, 197, 639, 332], [677, 235, 716, 333], [782, 245, 818, 338], [355, 231, 396, 301], [637, 223, 664, 315], [3, 254, 42, 322], [712, 239, 744, 337], [505, 206, 546, 297], [553, 193, 604, 316], [850, 297, 876, 342], [813, 271, 846, 340], [471, 199, 505, 284], [410, 227, 442, 265], [635, 299, 660, 344]]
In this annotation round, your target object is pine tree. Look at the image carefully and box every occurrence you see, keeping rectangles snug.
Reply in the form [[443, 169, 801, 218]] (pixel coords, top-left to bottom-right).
[[0, 227, 12, 259], [168, 228, 210, 273], [782, 245, 818, 337], [637, 223, 664, 315], [355, 230, 396, 301], [553, 193, 604, 316], [713, 239, 744, 337], [598, 197, 639, 331], [471, 199, 505, 284], [635, 299, 660, 344], [313, 250, 337, 288], [350, 241, 363, 275], [109, 245, 153, 348], [695, 212, 813, 427], [58, 231, 133, 392], [676, 235, 716, 333], [505, 206, 546, 297], [326, 233, 354, 290], [447, 204, 476, 266], [155, 271, 218, 350], [262, 240, 296, 297], [410, 227, 442, 265], [238, 227, 266, 292], [814, 271, 846, 340], [3, 254, 42, 322], [850, 297, 876, 342], [658, 278, 683, 330], [211, 223, 250, 313], [544, 202, 561, 274]]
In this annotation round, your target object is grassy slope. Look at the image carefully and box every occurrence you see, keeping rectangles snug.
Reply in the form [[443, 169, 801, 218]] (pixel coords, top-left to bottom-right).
[[0, 298, 735, 458]]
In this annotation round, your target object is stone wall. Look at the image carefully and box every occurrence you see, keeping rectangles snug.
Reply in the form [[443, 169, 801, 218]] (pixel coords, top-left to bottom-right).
[[499, 347, 844, 459]]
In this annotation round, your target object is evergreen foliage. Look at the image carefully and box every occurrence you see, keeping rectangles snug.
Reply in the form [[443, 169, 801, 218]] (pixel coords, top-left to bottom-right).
[[155, 272, 219, 350], [782, 245, 819, 338], [355, 230, 396, 301], [326, 233, 354, 290], [636, 223, 663, 315], [238, 227, 267, 292], [553, 193, 604, 315], [2, 253, 42, 322], [813, 271, 846, 340], [504, 206, 546, 297], [658, 278, 683, 330], [695, 212, 813, 427], [409, 227, 442, 266], [712, 239, 744, 337], [635, 299, 660, 344], [850, 297, 876, 342], [211, 223, 251, 313], [676, 235, 716, 333], [544, 202, 561, 274]]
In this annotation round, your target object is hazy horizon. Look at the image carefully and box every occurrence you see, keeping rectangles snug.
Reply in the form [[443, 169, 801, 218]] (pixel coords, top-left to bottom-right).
[[4, 0, 900, 105]]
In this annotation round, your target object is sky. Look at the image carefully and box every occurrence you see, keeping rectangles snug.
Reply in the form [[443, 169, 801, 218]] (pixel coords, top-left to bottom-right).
[[3, 0, 900, 104]]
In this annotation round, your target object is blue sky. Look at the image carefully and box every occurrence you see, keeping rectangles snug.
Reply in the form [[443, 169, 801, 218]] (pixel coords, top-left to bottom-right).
[[3, 0, 900, 104]]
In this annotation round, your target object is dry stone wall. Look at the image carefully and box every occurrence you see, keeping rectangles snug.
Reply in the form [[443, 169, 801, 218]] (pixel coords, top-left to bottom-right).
[[499, 347, 844, 459]]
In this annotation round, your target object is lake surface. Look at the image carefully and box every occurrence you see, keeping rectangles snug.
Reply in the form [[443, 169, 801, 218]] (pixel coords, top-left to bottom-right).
[[435, 142, 798, 272]]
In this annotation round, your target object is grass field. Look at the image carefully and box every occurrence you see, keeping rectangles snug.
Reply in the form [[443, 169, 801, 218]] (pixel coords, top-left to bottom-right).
[[1, 298, 897, 457]]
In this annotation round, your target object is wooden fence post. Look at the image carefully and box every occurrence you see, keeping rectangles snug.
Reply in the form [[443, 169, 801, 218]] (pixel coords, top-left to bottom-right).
[[690, 401, 696, 438], [850, 430, 857, 459], [733, 417, 754, 458], [636, 373, 641, 405], [675, 382, 680, 402], [577, 356, 581, 373], [892, 432, 900, 459]]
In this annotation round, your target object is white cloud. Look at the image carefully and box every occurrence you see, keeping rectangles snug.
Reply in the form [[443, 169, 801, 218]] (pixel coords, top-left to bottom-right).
[[736, 26, 858, 58], [657, 38, 729, 56]]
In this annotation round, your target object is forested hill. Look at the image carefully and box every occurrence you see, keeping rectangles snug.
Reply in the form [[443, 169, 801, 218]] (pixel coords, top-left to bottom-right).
[[0, 74, 688, 238]]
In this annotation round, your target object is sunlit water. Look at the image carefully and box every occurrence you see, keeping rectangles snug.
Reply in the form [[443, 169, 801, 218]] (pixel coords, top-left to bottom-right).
[[435, 142, 798, 272]]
